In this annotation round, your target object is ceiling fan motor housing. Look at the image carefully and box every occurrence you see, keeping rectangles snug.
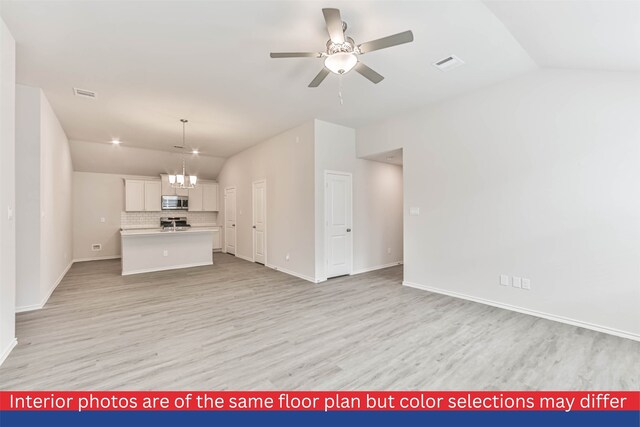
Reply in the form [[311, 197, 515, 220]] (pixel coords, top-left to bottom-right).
[[326, 37, 356, 55]]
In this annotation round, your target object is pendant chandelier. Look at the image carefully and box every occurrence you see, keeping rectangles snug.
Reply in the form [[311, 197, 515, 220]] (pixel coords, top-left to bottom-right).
[[169, 119, 197, 189]]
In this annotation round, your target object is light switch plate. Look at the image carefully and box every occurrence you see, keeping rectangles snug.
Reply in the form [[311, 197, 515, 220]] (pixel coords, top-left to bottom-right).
[[500, 274, 509, 286], [512, 276, 522, 288], [522, 278, 531, 290], [409, 207, 420, 216]]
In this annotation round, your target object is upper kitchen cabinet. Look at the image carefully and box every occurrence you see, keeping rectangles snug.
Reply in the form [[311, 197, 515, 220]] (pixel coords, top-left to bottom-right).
[[144, 181, 162, 211], [188, 182, 219, 211], [202, 182, 219, 211], [125, 179, 162, 212], [188, 185, 203, 211], [161, 174, 188, 196], [125, 180, 145, 211]]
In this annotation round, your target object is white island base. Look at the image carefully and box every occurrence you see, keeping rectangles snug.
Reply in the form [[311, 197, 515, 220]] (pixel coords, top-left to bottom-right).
[[120, 228, 214, 275]]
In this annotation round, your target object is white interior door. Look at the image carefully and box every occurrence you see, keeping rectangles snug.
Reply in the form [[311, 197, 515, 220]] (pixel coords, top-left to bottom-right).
[[325, 171, 352, 278], [252, 180, 266, 265], [224, 187, 236, 255]]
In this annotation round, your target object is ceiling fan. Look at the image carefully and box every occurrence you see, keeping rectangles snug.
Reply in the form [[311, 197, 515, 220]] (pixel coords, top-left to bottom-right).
[[270, 8, 414, 87]]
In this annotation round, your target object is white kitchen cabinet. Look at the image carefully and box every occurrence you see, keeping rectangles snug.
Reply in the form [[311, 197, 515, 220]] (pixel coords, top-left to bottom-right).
[[144, 181, 162, 211], [125, 179, 161, 211], [202, 183, 219, 211], [125, 180, 145, 211], [212, 228, 221, 251], [186, 182, 219, 212], [188, 185, 204, 211]]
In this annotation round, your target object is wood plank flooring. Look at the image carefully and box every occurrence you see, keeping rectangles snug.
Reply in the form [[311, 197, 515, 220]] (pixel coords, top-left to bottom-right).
[[1, 253, 638, 390]]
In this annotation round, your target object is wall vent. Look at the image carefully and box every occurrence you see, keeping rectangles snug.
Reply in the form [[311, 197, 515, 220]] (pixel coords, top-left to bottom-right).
[[433, 55, 464, 72], [73, 87, 97, 99]]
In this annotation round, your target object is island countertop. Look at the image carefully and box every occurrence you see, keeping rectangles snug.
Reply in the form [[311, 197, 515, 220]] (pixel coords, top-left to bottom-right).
[[120, 227, 217, 237]]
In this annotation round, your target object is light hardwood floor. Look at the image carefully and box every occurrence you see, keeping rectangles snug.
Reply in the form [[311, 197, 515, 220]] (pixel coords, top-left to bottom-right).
[[1, 253, 638, 390]]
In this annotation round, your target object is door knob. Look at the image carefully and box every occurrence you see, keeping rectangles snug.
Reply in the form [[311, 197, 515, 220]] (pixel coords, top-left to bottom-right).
[[346, 228, 351, 232], [252, 225, 256, 229], [232, 224, 236, 227]]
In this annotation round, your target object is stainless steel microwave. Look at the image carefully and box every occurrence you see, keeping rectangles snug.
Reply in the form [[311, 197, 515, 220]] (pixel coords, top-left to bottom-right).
[[161, 195, 189, 210]]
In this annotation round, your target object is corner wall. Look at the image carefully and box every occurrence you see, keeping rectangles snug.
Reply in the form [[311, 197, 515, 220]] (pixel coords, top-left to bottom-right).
[[15, 84, 74, 312], [0, 17, 17, 365], [217, 121, 317, 281], [357, 69, 640, 339]]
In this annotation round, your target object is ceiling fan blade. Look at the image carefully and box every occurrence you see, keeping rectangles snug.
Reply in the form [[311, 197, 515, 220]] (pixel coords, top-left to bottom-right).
[[358, 30, 414, 54], [322, 8, 345, 44], [270, 52, 322, 58], [308, 68, 330, 88], [354, 62, 384, 84]]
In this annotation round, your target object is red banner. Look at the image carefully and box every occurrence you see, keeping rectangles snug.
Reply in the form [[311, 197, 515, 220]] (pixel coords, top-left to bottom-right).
[[1, 391, 638, 412]]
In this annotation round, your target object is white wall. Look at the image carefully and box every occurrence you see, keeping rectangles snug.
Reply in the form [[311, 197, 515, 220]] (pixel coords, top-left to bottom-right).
[[314, 120, 403, 280], [217, 121, 317, 281], [0, 17, 17, 365], [74, 172, 147, 261], [15, 84, 73, 311], [15, 85, 41, 309], [357, 69, 640, 339], [40, 91, 74, 301]]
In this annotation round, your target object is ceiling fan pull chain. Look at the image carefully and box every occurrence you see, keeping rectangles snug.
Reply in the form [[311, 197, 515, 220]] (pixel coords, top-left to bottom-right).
[[338, 74, 344, 105]]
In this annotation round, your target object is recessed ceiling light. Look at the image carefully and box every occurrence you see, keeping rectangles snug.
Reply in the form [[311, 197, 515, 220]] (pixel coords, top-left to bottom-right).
[[192, 149, 199, 155], [111, 139, 121, 144]]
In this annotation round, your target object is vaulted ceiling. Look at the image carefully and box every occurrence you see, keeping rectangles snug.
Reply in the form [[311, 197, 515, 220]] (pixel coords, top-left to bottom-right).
[[1, 0, 638, 175]]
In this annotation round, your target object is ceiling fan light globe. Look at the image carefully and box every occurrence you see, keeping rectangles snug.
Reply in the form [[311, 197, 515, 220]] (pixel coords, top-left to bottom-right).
[[324, 52, 357, 75], [177, 174, 185, 185], [189, 175, 197, 186]]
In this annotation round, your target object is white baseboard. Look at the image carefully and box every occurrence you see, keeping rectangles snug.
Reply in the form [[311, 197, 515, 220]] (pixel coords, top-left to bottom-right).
[[122, 261, 213, 276], [0, 338, 17, 367], [16, 260, 74, 313], [235, 253, 254, 263], [73, 255, 121, 262], [266, 263, 320, 284], [403, 280, 640, 342], [352, 261, 403, 275]]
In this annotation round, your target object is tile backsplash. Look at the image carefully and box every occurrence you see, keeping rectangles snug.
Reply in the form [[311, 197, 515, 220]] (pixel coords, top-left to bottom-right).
[[121, 211, 217, 229]]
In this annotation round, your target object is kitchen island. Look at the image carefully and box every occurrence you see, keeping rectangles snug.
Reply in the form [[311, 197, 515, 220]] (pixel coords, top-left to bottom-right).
[[120, 227, 215, 275]]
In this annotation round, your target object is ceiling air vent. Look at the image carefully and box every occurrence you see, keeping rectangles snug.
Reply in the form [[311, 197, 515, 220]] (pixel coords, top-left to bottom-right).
[[433, 55, 464, 72], [73, 87, 97, 99]]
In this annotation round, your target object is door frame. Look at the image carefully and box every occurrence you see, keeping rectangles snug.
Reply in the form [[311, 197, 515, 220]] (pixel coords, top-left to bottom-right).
[[324, 170, 353, 279], [223, 186, 236, 255], [252, 179, 267, 264]]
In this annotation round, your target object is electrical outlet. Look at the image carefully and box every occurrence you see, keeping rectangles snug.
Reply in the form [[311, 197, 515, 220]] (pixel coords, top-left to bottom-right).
[[387, 247, 391, 254], [163, 250, 168, 257], [91, 244, 101, 251], [409, 207, 420, 216], [500, 274, 509, 286], [285, 253, 290, 261], [512, 276, 522, 288], [522, 278, 531, 290], [100, 217, 106, 223]]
